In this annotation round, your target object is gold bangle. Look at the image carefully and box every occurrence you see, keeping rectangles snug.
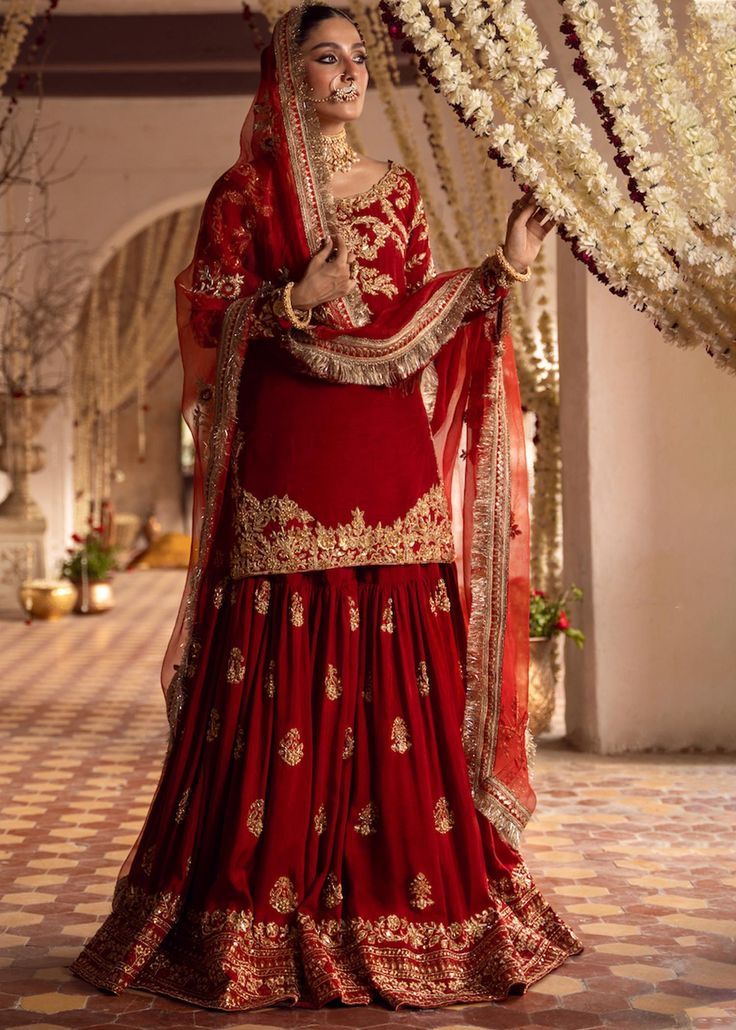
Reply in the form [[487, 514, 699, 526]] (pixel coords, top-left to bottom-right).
[[494, 245, 531, 283], [281, 281, 312, 329]]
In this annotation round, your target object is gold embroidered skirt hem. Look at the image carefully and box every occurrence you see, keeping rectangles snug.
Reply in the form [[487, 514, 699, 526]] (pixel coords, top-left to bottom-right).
[[70, 869, 582, 1011]]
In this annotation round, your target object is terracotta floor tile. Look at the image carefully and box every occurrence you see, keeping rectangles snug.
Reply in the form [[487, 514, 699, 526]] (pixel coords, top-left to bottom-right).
[[603, 1010, 677, 1027], [19, 990, 89, 1013], [527, 1010, 604, 1029], [564, 904, 623, 917], [681, 958, 736, 990], [631, 991, 713, 1016], [592, 943, 655, 957]]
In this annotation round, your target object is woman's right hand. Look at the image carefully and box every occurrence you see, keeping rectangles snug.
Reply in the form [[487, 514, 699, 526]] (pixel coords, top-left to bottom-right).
[[290, 234, 357, 310]]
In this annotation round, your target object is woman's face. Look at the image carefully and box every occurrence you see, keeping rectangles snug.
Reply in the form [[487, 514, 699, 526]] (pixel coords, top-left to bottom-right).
[[299, 16, 369, 130]]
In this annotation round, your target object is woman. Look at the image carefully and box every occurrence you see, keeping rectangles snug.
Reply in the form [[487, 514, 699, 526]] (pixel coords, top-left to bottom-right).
[[70, 0, 583, 1010]]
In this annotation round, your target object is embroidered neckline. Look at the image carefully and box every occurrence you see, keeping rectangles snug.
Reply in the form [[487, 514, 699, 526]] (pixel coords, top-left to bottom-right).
[[333, 160, 401, 210]]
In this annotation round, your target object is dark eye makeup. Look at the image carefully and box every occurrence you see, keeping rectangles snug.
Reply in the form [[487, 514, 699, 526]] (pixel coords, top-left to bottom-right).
[[317, 52, 368, 64]]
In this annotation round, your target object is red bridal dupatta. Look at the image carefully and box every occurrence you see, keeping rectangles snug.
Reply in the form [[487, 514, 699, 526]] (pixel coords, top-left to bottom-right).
[[164, 1, 534, 851]]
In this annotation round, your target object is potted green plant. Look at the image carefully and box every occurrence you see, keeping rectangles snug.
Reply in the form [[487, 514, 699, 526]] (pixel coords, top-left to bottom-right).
[[530, 585, 585, 649], [528, 585, 584, 735], [60, 509, 118, 614]]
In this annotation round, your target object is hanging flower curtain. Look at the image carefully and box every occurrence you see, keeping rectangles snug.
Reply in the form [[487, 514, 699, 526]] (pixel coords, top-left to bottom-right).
[[0, 0, 38, 94], [379, 0, 735, 373], [72, 206, 200, 527]]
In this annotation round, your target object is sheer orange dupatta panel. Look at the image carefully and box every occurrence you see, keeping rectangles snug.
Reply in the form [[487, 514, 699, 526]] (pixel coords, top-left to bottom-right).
[[428, 302, 534, 849]]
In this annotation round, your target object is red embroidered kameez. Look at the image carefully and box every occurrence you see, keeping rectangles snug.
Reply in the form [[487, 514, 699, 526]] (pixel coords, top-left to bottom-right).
[[70, 3, 582, 1010]]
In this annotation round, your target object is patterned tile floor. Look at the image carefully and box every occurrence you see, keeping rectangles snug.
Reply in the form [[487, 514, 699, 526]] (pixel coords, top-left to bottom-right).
[[1, 570, 735, 1030]]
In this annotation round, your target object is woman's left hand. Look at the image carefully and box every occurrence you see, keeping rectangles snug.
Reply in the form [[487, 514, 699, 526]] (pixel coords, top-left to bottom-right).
[[502, 192, 555, 273]]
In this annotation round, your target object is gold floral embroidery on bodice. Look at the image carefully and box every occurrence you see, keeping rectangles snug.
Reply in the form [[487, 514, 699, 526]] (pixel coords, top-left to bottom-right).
[[332, 161, 417, 302], [229, 481, 455, 578]]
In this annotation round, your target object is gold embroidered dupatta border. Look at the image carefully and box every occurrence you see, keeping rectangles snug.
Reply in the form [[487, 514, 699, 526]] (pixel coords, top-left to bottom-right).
[[274, 7, 372, 330], [164, 297, 255, 733], [283, 269, 486, 386], [462, 323, 533, 848]]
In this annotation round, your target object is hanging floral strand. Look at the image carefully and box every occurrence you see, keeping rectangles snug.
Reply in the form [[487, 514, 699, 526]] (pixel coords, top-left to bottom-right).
[[560, 0, 734, 276], [379, 0, 735, 372], [0, 0, 60, 137], [611, 0, 734, 241], [240, 3, 267, 52]]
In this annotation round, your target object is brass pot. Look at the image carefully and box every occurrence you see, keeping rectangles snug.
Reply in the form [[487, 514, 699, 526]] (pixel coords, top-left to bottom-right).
[[18, 579, 78, 621], [528, 636, 556, 736], [73, 578, 115, 614]]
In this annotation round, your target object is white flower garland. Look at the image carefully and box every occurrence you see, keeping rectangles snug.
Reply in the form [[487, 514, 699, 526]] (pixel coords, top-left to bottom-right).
[[690, 0, 736, 144], [561, 0, 734, 278], [381, 0, 735, 369], [472, 0, 668, 278], [458, 0, 732, 350], [612, 0, 735, 242], [395, 1, 691, 330], [0, 0, 38, 93]]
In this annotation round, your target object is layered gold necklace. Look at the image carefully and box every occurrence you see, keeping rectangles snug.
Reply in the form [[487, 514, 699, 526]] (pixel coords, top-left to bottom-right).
[[321, 127, 360, 176]]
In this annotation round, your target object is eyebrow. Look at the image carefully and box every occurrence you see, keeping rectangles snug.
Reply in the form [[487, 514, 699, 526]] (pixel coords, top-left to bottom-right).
[[309, 41, 367, 51]]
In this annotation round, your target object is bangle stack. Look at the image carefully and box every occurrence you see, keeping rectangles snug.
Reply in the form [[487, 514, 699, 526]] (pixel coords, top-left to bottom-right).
[[275, 281, 313, 330], [493, 245, 532, 285]]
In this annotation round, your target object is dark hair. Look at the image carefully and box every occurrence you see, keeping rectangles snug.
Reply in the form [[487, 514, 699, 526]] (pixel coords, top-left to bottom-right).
[[295, 3, 361, 47]]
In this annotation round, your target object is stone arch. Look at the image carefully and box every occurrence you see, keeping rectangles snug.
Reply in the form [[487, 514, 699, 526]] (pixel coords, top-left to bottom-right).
[[73, 198, 205, 540]]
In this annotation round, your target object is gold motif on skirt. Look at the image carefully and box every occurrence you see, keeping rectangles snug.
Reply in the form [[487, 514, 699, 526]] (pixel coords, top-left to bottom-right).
[[213, 578, 227, 609], [342, 726, 355, 759], [174, 787, 191, 824], [254, 580, 271, 615], [141, 845, 155, 876], [185, 854, 192, 875], [206, 708, 220, 742], [75, 865, 584, 1005], [354, 801, 378, 836], [227, 647, 245, 684], [417, 660, 431, 696], [246, 798, 264, 837], [233, 725, 245, 759], [390, 716, 412, 754], [429, 578, 452, 614], [409, 872, 435, 910], [269, 875, 298, 914], [324, 663, 343, 700], [290, 591, 304, 628], [264, 658, 276, 698], [313, 803, 327, 834], [185, 636, 201, 678], [348, 596, 360, 631], [380, 597, 394, 634], [433, 796, 455, 833], [321, 872, 343, 909], [278, 727, 304, 766]]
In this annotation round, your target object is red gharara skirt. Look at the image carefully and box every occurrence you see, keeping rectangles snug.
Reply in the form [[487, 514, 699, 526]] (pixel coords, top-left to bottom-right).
[[70, 561, 582, 1009]]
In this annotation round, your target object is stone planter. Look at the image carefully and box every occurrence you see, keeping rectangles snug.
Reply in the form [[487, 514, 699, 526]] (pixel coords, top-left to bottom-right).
[[0, 391, 60, 521], [529, 635, 556, 736]]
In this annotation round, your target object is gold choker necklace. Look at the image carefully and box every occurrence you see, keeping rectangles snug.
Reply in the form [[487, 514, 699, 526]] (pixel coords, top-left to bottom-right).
[[321, 128, 360, 176]]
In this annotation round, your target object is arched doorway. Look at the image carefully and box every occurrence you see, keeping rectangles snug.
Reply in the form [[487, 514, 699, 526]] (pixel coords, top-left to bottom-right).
[[72, 203, 202, 544]]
